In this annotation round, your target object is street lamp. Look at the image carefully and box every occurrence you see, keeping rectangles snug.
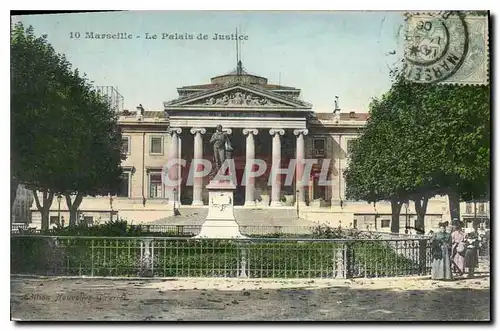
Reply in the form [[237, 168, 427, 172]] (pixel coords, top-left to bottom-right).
[[57, 195, 63, 226], [473, 197, 477, 228], [405, 201, 410, 234], [173, 188, 180, 216]]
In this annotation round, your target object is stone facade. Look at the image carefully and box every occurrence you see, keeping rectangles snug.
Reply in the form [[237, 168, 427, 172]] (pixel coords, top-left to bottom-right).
[[29, 67, 490, 232]]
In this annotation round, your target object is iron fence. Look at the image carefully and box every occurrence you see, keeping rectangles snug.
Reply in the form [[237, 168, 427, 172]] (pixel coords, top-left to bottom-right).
[[11, 223, 29, 232], [137, 225, 315, 237], [11, 224, 429, 239], [11, 235, 431, 279], [240, 225, 315, 236], [137, 224, 202, 236], [478, 231, 490, 258]]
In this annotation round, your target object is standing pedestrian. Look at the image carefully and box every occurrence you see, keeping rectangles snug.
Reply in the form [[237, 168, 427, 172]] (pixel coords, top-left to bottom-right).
[[464, 227, 480, 278], [451, 220, 466, 276], [430, 221, 453, 280]]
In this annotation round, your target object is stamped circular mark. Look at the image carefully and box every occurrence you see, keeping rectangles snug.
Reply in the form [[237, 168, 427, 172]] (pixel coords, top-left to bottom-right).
[[404, 12, 469, 83]]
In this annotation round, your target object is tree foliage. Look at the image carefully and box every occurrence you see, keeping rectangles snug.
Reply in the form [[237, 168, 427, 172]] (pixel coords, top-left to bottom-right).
[[11, 22, 124, 229], [345, 73, 490, 233]]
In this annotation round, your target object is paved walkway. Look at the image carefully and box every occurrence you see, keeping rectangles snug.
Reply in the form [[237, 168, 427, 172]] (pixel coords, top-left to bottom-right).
[[148, 207, 311, 227], [11, 272, 490, 321]]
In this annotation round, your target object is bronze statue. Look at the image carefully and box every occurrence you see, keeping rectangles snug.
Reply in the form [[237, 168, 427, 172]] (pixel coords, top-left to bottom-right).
[[209, 125, 233, 177]]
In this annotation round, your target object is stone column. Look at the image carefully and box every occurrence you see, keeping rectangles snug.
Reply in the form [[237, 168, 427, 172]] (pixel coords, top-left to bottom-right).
[[190, 128, 206, 206], [293, 129, 309, 204], [220, 128, 233, 176], [269, 129, 285, 207], [177, 133, 183, 203], [166, 128, 182, 205], [243, 128, 259, 206], [331, 134, 342, 207]]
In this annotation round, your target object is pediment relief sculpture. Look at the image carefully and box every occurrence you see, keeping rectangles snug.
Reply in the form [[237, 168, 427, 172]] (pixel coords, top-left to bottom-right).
[[201, 91, 289, 107]]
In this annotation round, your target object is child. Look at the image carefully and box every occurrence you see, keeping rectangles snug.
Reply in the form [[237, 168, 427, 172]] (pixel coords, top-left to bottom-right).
[[464, 229, 480, 277]]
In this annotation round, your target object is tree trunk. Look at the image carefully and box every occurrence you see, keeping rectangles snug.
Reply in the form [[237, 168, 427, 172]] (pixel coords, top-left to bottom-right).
[[40, 208, 50, 230], [65, 192, 84, 227], [414, 195, 431, 275], [11, 176, 19, 210], [390, 199, 403, 233], [33, 189, 54, 231], [413, 195, 430, 234], [448, 189, 460, 221]]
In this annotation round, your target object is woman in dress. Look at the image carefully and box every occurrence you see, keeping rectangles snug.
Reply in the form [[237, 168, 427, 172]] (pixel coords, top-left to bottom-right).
[[430, 221, 453, 280], [451, 221, 466, 276]]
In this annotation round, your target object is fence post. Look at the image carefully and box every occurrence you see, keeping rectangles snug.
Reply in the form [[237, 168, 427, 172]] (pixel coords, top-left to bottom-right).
[[418, 238, 428, 275], [51, 236, 61, 275], [335, 242, 346, 279], [239, 243, 248, 278], [345, 241, 353, 278], [139, 238, 154, 277], [91, 239, 95, 277]]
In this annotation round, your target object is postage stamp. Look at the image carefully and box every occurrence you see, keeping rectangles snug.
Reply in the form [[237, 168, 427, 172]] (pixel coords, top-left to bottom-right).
[[404, 11, 489, 85]]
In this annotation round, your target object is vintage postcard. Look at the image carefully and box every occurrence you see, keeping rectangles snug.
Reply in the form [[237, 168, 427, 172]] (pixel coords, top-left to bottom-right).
[[10, 10, 490, 322]]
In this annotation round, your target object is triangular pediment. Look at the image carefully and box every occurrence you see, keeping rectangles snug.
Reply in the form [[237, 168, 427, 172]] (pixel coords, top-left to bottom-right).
[[164, 84, 311, 109]]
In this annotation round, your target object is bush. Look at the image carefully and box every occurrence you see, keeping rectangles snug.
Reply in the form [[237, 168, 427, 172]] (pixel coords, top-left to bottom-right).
[[245, 223, 383, 239], [37, 219, 194, 238]]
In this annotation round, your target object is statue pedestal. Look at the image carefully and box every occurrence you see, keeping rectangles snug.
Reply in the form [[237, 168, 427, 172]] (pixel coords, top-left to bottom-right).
[[194, 179, 246, 239]]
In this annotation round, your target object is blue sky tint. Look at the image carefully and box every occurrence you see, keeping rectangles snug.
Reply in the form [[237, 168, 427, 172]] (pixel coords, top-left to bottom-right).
[[14, 11, 406, 112]]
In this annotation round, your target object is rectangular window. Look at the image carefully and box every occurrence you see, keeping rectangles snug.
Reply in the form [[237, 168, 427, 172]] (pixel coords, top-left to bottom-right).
[[465, 203, 472, 214], [313, 138, 325, 157], [149, 172, 164, 198], [50, 216, 59, 224], [478, 203, 485, 214], [121, 136, 130, 155], [312, 177, 326, 200], [381, 219, 390, 228], [150, 136, 163, 155], [117, 172, 130, 197]]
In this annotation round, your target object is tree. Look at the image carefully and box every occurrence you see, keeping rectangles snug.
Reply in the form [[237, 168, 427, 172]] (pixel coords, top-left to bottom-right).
[[12, 22, 72, 228], [373, 77, 444, 233], [345, 72, 490, 233], [54, 74, 124, 226], [344, 96, 414, 233], [11, 22, 124, 229], [417, 84, 490, 221], [386, 76, 490, 224]]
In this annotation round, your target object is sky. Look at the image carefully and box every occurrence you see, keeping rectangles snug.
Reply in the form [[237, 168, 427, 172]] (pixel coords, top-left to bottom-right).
[[13, 11, 407, 113]]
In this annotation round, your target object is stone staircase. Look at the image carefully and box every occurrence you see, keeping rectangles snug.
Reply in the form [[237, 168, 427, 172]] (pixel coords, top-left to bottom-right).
[[147, 207, 312, 227]]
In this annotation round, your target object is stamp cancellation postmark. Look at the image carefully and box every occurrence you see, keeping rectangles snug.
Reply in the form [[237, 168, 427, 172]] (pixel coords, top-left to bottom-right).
[[404, 11, 488, 85]]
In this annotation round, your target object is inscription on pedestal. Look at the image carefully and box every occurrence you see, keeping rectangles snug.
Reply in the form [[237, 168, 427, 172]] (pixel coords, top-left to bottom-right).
[[207, 190, 236, 220]]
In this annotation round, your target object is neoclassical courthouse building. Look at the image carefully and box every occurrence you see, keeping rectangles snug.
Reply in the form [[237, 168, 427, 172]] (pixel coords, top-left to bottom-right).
[[28, 64, 490, 232]]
